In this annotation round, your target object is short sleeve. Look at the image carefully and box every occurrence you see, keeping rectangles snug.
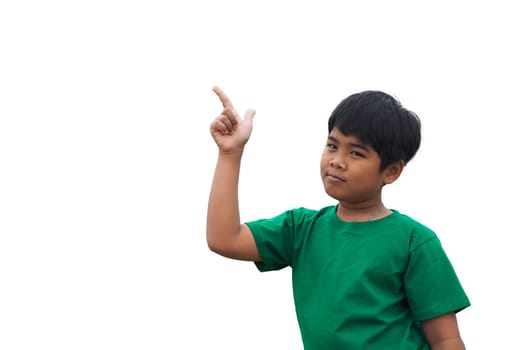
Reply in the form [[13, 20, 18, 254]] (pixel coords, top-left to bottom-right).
[[404, 236, 470, 321], [246, 210, 296, 272]]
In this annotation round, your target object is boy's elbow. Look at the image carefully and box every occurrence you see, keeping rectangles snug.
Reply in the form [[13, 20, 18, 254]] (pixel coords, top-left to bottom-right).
[[206, 226, 240, 257], [206, 238, 221, 254], [207, 229, 260, 262], [206, 236, 230, 257]]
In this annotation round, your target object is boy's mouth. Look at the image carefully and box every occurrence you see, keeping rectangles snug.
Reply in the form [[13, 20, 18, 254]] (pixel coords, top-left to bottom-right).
[[326, 172, 346, 182]]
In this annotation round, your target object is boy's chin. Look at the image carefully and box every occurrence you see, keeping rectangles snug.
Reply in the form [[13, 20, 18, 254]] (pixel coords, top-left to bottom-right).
[[323, 188, 344, 202]]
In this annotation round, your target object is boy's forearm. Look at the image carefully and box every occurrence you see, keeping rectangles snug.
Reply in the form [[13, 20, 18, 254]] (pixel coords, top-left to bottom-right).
[[206, 151, 243, 253]]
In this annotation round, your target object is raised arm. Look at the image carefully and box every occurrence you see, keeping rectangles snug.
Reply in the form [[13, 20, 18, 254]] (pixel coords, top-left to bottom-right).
[[206, 86, 261, 261]]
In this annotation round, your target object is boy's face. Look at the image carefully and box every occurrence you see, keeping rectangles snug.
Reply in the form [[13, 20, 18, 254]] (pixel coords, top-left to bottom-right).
[[320, 128, 392, 206]]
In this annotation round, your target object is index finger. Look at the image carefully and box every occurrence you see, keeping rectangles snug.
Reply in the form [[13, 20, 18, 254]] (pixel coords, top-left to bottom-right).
[[212, 86, 233, 109]]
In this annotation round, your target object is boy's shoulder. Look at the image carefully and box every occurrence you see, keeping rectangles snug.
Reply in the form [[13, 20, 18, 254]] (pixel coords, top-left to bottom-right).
[[390, 210, 439, 249], [276, 206, 438, 245]]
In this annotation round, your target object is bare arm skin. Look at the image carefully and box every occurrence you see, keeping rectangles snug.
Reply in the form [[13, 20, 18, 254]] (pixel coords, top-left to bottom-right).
[[206, 86, 261, 261], [422, 312, 466, 350]]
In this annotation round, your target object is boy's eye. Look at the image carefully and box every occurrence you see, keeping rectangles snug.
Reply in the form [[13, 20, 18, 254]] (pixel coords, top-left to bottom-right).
[[350, 151, 364, 157], [326, 143, 337, 150]]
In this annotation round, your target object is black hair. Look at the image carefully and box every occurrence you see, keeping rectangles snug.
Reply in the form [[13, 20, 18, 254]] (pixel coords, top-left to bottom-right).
[[328, 90, 421, 171]]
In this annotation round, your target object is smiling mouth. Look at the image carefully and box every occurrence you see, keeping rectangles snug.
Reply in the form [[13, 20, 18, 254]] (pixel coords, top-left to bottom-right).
[[326, 173, 346, 182]]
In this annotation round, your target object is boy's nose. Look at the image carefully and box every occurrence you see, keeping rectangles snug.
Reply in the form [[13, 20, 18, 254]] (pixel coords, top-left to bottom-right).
[[330, 157, 345, 169]]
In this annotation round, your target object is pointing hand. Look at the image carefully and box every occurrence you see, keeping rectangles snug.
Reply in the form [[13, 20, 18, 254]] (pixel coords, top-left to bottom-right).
[[210, 86, 256, 153]]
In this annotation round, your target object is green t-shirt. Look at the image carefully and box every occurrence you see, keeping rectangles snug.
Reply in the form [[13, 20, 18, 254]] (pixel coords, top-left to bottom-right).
[[246, 206, 470, 350]]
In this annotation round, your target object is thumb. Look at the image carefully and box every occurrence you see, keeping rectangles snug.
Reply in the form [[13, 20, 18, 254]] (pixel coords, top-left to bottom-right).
[[243, 109, 256, 122]]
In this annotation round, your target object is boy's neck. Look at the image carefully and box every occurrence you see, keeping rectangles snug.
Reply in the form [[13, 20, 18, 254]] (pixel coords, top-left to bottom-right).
[[336, 202, 391, 222]]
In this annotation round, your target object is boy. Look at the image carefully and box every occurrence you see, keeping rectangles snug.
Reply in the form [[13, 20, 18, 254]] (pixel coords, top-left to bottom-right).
[[207, 86, 470, 349]]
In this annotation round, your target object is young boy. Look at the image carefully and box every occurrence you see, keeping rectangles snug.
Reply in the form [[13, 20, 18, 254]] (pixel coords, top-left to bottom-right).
[[207, 86, 470, 349]]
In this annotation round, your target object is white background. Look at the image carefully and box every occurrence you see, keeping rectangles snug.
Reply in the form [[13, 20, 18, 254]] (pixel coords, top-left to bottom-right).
[[1, 1, 523, 349]]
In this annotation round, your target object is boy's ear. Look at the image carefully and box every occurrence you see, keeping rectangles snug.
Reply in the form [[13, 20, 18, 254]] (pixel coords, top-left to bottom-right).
[[383, 160, 404, 185]]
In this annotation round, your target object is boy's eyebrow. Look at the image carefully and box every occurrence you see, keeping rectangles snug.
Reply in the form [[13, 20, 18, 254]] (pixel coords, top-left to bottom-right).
[[327, 135, 370, 152], [327, 135, 339, 144], [350, 143, 370, 152]]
